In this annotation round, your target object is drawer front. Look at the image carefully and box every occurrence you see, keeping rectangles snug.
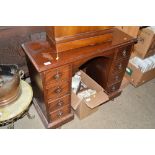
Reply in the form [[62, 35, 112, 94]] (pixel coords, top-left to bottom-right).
[[46, 82, 70, 100], [108, 72, 124, 85], [48, 95, 70, 113], [111, 59, 128, 74], [44, 65, 71, 88], [50, 104, 71, 122], [106, 82, 121, 93], [115, 45, 132, 60]]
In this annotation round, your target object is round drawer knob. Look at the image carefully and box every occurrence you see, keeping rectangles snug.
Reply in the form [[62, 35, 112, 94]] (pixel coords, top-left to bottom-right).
[[112, 86, 116, 91], [53, 72, 62, 80], [57, 100, 63, 107], [115, 75, 119, 81], [55, 87, 62, 94], [122, 50, 127, 56], [57, 111, 63, 117], [118, 63, 122, 70]]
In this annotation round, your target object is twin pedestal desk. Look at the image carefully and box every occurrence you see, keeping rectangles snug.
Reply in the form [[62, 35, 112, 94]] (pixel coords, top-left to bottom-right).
[[22, 28, 137, 128]]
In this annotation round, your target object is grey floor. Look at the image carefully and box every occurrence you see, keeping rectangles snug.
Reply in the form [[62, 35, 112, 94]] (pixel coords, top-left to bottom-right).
[[1, 78, 155, 129]]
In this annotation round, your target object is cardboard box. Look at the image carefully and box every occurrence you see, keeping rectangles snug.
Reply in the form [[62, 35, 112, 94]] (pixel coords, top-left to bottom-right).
[[134, 27, 155, 59], [71, 71, 109, 119], [125, 62, 155, 87]]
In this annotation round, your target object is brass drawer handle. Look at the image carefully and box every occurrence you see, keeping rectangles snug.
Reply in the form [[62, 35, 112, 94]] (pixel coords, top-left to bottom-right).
[[122, 50, 127, 56], [53, 72, 62, 80], [115, 75, 119, 81], [57, 100, 64, 107], [111, 86, 116, 91], [118, 63, 122, 70], [57, 111, 63, 118], [55, 87, 62, 94]]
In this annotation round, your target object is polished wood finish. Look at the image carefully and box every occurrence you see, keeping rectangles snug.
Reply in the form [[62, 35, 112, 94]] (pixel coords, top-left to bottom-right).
[[48, 94, 70, 113], [46, 81, 70, 100], [33, 98, 74, 129], [44, 64, 71, 87], [48, 26, 113, 38], [22, 28, 136, 128], [115, 45, 132, 60], [108, 71, 124, 85], [106, 82, 122, 93], [50, 104, 71, 122], [111, 59, 129, 73], [47, 26, 113, 52]]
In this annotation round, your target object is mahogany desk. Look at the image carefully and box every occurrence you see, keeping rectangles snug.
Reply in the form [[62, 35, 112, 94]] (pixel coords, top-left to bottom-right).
[[22, 28, 137, 128]]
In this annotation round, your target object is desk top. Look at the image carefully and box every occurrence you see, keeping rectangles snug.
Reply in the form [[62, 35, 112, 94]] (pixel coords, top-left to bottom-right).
[[22, 28, 137, 72]]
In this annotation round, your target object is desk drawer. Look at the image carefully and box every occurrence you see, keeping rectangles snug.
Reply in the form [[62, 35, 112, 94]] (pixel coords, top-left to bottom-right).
[[115, 45, 132, 60], [111, 59, 128, 74], [46, 82, 70, 100], [44, 65, 71, 88], [108, 72, 124, 85], [48, 95, 70, 113], [106, 82, 121, 93], [50, 104, 71, 122]]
